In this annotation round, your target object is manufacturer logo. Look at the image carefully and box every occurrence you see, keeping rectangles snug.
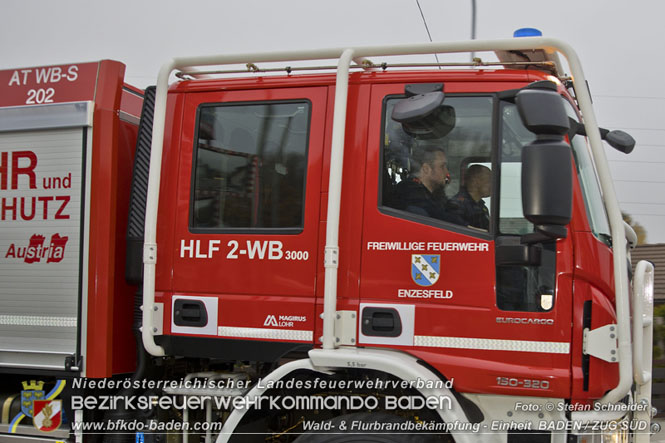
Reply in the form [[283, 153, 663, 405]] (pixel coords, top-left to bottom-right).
[[263, 314, 307, 328], [411, 254, 440, 287], [5, 233, 68, 263], [264, 315, 279, 327], [496, 317, 554, 326], [32, 400, 62, 432]]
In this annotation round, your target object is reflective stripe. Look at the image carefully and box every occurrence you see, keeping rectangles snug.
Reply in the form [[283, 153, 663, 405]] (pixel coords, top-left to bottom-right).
[[0, 315, 76, 328], [218, 327, 313, 342], [414, 335, 570, 354]]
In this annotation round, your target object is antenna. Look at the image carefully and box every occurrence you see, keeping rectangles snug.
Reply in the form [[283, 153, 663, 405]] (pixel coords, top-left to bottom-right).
[[416, 0, 441, 67], [470, 0, 477, 61]]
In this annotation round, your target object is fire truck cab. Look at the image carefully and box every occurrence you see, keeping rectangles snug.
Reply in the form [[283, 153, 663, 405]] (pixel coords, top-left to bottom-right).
[[0, 35, 655, 443], [133, 37, 653, 442]]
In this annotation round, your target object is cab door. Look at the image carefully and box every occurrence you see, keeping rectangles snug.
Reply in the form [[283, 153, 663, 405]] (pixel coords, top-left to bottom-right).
[[359, 81, 572, 398], [163, 86, 327, 360]]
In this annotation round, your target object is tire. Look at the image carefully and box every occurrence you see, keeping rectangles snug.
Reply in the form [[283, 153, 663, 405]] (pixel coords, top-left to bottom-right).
[[293, 412, 445, 442]]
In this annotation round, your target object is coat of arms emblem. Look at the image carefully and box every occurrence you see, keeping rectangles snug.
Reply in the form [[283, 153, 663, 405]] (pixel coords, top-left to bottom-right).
[[411, 254, 440, 286]]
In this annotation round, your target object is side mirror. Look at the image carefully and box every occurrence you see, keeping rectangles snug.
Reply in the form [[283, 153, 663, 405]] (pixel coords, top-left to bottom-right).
[[515, 85, 569, 135], [496, 83, 572, 267], [392, 91, 444, 123], [521, 142, 572, 228], [604, 129, 635, 154], [568, 118, 636, 154], [392, 85, 456, 139], [495, 142, 572, 267], [516, 85, 572, 241]]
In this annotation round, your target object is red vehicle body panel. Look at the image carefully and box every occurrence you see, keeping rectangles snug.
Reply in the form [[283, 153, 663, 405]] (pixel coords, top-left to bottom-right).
[[80, 61, 142, 378]]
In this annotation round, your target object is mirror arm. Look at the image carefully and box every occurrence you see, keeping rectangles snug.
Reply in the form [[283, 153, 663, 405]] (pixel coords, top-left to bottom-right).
[[495, 236, 542, 267], [495, 225, 566, 267], [569, 118, 635, 153], [521, 224, 568, 245], [569, 118, 609, 139]]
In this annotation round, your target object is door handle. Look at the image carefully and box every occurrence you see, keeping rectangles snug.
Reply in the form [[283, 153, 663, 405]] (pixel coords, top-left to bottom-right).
[[174, 299, 208, 327], [361, 307, 402, 337]]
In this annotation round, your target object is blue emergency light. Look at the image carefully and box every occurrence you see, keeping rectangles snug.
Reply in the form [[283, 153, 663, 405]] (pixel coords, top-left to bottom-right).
[[513, 28, 543, 38]]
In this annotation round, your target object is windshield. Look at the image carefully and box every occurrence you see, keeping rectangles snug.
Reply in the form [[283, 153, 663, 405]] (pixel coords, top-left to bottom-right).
[[562, 100, 611, 243], [498, 101, 536, 235]]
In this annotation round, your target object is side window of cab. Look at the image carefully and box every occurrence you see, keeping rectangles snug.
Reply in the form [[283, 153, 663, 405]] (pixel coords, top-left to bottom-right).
[[191, 101, 311, 233], [380, 91, 494, 236]]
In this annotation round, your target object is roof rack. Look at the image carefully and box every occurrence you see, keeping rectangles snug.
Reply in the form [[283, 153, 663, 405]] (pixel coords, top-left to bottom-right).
[[175, 59, 561, 79]]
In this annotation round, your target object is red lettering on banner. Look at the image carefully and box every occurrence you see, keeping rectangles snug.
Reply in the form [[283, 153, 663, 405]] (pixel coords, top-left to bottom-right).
[[54, 196, 70, 220], [2, 197, 16, 221], [4, 233, 69, 264], [12, 151, 37, 189], [0, 151, 38, 190], [0, 152, 7, 190], [0, 149, 73, 222], [1, 196, 70, 221]]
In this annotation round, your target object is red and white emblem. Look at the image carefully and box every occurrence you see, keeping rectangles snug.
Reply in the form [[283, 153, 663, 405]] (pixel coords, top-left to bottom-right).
[[32, 400, 61, 432]]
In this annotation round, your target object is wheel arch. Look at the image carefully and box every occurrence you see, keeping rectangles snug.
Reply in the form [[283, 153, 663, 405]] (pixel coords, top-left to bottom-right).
[[216, 347, 486, 443]]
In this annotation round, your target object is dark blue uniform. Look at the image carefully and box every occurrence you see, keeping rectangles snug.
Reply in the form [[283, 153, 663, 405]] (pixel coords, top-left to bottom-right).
[[391, 178, 465, 225], [447, 188, 489, 230]]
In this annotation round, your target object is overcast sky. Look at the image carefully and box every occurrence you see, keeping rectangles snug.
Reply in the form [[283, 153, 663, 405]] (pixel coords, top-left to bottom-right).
[[3, 0, 664, 243]]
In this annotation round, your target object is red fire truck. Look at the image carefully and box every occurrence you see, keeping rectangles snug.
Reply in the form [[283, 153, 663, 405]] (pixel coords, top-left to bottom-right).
[[0, 33, 656, 443]]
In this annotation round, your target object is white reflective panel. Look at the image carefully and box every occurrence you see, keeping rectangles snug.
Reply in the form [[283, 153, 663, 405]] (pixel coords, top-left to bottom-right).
[[0, 128, 85, 370], [217, 326, 313, 342], [415, 335, 570, 354]]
